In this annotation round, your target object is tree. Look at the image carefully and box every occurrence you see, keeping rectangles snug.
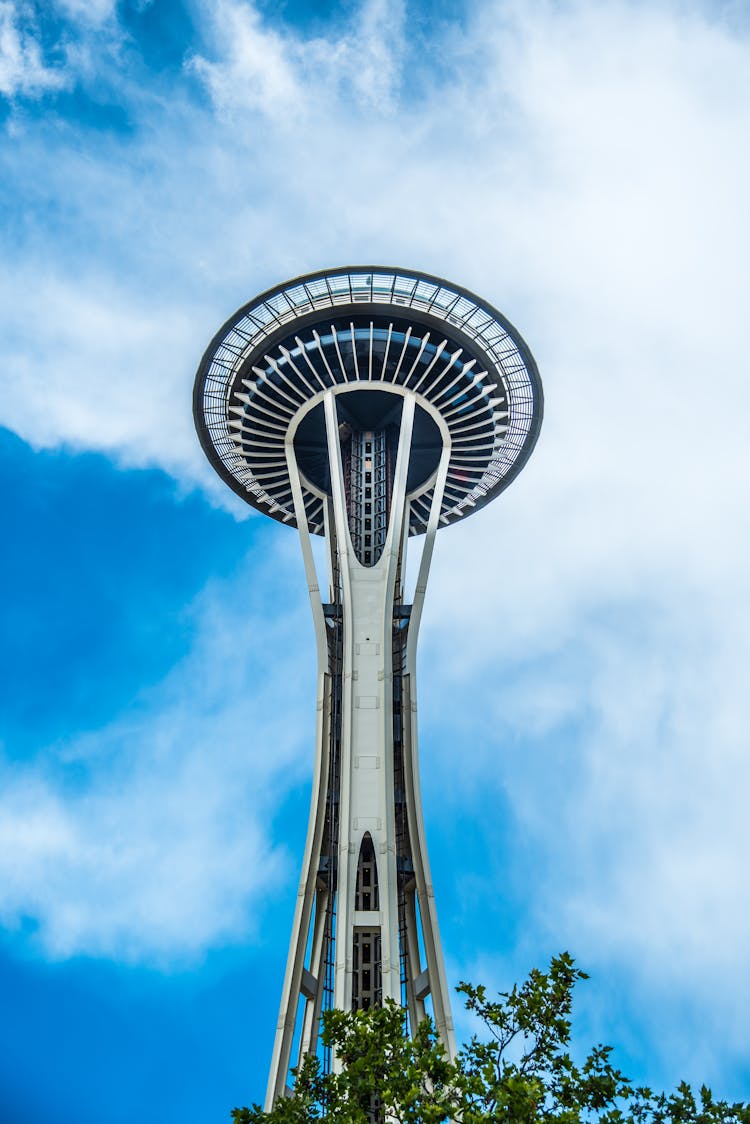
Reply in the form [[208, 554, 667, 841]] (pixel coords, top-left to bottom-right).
[[232, 954, 750, 1124]]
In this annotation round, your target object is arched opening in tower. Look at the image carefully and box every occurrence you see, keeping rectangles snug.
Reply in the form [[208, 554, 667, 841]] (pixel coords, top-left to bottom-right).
[[355, 831, 380, 911], [352, 833, 382, 1011]]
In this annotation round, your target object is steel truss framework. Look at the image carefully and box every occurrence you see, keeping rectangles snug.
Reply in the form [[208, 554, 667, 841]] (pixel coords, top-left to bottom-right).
[[192, 267, 543, 1111]]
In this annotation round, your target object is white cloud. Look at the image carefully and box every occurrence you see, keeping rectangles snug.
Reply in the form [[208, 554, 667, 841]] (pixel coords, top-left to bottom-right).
[[0, 541, 314, 963], [340, 0, 405, 108], [0, 0, 68, 96], [189, 0, 302, 119], [0, 268, 212, 482], [189, 0, 405, 119], [53, 0, 118, 27]]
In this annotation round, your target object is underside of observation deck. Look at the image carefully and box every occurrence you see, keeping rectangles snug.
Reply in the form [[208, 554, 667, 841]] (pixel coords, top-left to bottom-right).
[[194, 267, 543, 536]]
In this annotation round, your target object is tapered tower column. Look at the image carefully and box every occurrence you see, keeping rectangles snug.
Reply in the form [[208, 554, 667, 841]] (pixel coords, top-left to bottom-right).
[[192, 267, 543, 1109]]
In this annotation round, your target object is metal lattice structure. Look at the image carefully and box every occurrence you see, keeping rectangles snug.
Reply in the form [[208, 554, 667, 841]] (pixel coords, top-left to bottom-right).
[[193, 266, 543, 1110]]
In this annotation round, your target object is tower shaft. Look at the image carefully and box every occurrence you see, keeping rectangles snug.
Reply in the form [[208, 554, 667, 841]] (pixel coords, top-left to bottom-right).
[[265, 389, 455, 1107], [192, 265, 543, 1113]]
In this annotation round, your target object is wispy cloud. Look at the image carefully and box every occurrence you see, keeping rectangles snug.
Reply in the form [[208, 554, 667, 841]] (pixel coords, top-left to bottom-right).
[[0, 1, 68, 97], [0, 540, 312, 963], [190, 0, 405, 118], [189, 0, 303, 119], [53, 0, 118, 28]]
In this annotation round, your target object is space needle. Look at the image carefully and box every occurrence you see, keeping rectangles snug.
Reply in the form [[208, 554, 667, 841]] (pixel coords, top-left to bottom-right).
[[193, 266, 543, 1108]]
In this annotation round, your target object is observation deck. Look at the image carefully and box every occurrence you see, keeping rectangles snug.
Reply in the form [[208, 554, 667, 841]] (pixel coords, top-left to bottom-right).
[[193, 266, 543, 536]]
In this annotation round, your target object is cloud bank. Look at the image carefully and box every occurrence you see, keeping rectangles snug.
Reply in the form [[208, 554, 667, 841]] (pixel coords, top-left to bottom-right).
[[0, 542, 313, 963]]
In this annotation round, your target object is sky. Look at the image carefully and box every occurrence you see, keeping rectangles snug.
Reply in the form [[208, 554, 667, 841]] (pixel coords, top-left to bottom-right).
[[1, 0, 749, 1120]]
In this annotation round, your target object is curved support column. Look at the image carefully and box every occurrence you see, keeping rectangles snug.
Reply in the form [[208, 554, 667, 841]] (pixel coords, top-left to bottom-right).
[[403, 445, 456, 1057]]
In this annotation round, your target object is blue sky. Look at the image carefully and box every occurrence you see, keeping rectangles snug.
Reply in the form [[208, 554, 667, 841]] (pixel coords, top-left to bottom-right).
[[1, 0, 749, 1121]]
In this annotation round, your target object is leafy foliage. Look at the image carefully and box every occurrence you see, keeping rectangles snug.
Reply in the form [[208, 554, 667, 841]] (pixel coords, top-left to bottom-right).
[[233, 954, 749, 1124]]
